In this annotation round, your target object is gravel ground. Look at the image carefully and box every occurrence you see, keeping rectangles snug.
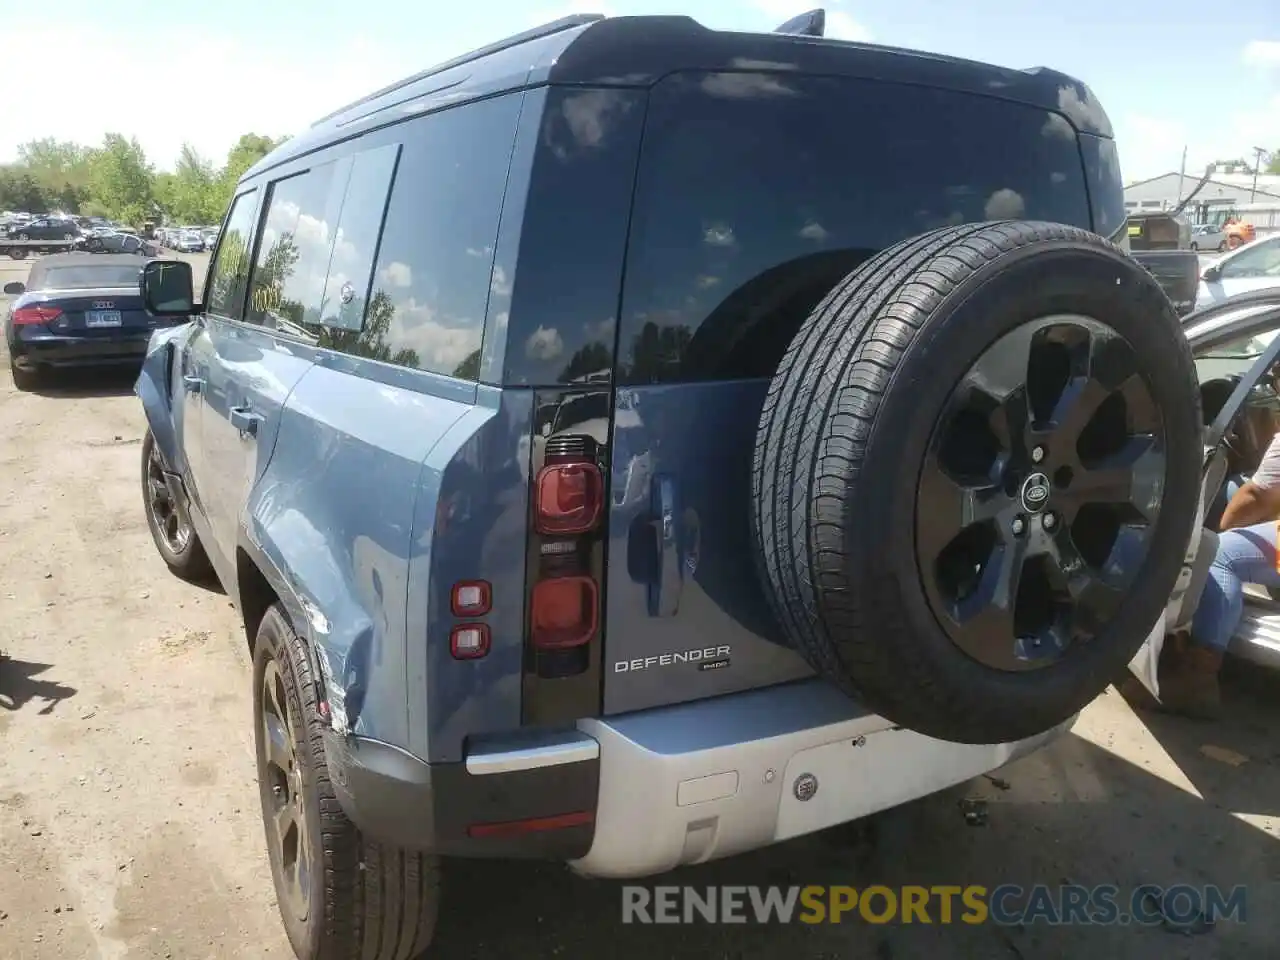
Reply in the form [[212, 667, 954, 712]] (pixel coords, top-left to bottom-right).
[[0, 251, 1277, 960]]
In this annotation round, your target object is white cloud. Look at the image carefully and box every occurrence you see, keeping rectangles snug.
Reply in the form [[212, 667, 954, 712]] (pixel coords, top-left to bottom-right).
[[1242, 40, 1280, 70], [379, 262, 413, 289], [799, 221, 829, 241], [984, 189, 1025, 219], [526, 326, 564, 362], [385, 298, 480, 372]]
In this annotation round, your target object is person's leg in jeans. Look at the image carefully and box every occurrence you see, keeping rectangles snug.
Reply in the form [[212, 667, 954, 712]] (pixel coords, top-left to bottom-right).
[[1193, 522, 1280, 649], [1168, 521, 1280, 716]]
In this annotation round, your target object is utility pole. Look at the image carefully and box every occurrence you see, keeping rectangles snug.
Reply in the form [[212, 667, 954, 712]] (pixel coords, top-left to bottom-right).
[[1176, 145, 1187, 207], [1251, 147, 1267, 202]]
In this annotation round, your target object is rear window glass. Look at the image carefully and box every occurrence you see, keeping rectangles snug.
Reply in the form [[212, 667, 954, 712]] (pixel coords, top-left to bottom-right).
[[39, 264, 143, 288], [618, 72, 1092, 385]]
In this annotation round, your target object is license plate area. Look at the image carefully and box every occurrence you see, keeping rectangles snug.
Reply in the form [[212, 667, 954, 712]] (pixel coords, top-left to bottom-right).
[[86, 310, 122, 328]]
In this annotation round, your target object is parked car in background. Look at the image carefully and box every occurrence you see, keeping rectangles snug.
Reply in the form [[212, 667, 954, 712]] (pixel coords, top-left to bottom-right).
[[6, 216, 80, 240], [1190, 223, 1227, 252], [1197, 233, 1280, 307], [80, 230, 158, 256], [4, 253, 180, 390], [175, 230, 205, 253]]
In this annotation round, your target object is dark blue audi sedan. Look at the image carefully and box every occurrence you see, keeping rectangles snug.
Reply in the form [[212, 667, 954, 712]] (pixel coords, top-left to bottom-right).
[[4, 253, 181, 390]]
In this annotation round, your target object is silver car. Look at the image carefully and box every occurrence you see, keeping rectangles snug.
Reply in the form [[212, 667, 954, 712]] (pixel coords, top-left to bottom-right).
[[1190, 223, 1227, 252]]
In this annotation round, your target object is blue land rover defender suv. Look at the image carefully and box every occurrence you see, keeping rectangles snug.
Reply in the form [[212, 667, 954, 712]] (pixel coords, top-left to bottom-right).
[[136, 11, 1201, 958]]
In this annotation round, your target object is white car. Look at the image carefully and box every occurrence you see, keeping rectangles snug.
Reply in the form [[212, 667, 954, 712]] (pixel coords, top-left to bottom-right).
[[1132, 290, 1280, 699], [1197, 233, 1280, 308], [1189, 223, 1227, 252]]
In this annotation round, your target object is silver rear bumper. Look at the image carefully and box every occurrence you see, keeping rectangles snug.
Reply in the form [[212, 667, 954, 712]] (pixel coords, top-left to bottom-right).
[[571, 679, 1071, 879]]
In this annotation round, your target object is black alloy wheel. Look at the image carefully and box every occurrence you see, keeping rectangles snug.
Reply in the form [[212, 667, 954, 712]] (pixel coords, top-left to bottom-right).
[[916, 315, 1165, 672], [260, 654, 313, 925], [145, 441, 193, 555]]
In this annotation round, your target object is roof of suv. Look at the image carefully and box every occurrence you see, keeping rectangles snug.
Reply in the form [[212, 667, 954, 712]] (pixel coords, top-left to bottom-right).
[[245, 13, 1113, 180]]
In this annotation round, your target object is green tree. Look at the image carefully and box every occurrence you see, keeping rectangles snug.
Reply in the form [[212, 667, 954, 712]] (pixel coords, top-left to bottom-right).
[[1266, 151, 1280, 176], [85, 134, 155, 226], [209, 134, 285, 214], [15, 138, 92, 211], [319, 289, 420, 369], [0, 167, 50, 213]]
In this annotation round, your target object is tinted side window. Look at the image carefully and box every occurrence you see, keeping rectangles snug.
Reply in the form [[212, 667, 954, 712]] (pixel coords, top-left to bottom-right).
[[205, 189, 257, 320], [619, 73, 1093, 385], [363, 92, 523, 380], [245, 163, 341, 332]]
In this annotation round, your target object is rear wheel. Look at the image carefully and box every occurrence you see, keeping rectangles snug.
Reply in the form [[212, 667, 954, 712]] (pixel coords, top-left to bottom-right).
[[753, 221, 1201, 743], [141, 430, 212, 581], [1190, 242, 1199, 251], [8, 247, 27, 260], [253, 604, 439, 960]]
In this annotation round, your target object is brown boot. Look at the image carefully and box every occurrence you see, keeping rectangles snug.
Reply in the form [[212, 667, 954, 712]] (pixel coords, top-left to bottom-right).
[[1117, 631, 1189, 710], [1156, 645, 1224, 720]]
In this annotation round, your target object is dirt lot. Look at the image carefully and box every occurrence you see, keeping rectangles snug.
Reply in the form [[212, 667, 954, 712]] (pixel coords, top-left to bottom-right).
[[0, 252, 1277, 959]]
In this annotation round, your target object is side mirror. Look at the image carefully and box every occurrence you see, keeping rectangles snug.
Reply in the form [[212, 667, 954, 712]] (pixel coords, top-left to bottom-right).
[[1202, 265, 1221, 283], [3, 281, 25, 296], [141, 259, 195, 316]]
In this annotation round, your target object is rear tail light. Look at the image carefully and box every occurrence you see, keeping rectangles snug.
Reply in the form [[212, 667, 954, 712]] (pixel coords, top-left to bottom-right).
[[451, 580, 491, 617], [531, 576, 598, 649], [449, 579, 492, 660], [450, 623, 490, 660], [535, 462, 603, 535], [524, 425, 606, 685], [11, 305, 62, 326]]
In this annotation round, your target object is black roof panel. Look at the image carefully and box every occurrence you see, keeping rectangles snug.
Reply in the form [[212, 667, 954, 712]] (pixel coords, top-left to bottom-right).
[[244, 13, 1112, 181]]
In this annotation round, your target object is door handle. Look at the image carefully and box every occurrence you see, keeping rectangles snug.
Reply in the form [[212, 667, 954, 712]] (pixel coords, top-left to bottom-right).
[[182, 374, 203, 394], [229, 406, 262, 437]]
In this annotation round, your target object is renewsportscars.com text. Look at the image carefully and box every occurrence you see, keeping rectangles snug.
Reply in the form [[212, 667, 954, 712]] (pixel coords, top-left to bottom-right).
[[621, 884, 1248, 926]]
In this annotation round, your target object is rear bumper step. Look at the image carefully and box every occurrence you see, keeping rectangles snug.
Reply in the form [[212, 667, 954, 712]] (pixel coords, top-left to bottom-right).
[[325, 679, 1070, 873], [571, 679, 1070, 879]]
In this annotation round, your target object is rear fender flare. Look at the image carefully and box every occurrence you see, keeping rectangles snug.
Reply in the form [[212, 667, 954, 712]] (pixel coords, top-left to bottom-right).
[[241, 501, 379, 742]]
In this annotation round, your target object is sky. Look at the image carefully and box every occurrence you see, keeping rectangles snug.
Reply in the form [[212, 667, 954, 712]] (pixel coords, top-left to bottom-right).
[[3, 0, 1277, 184]]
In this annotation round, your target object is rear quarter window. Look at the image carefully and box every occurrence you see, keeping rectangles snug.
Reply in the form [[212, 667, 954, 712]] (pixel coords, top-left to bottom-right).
[[618, 72, 1093, 385]]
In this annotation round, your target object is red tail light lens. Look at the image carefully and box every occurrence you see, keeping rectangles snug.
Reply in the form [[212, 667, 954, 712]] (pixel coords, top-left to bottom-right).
[[11, 305, 63, 326], [530, 576, 598, 649], [451, 580, 492, 617], [535, 462, 603, 535], [450, 623, 490, 660]]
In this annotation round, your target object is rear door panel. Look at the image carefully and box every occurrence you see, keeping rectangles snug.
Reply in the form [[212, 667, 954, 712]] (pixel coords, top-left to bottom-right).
[[603, 381, 812, 714]]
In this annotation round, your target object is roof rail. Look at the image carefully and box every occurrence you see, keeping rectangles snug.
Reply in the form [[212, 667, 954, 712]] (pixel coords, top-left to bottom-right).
[[310, 13, 606, 127]]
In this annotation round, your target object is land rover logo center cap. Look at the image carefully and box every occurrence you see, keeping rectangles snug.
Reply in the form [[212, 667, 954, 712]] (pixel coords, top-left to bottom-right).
[[1020, 472, 1051, 513]]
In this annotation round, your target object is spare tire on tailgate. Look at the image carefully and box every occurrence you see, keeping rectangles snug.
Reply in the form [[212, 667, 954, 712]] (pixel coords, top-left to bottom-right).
[[752, 221, 1201, 744]]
